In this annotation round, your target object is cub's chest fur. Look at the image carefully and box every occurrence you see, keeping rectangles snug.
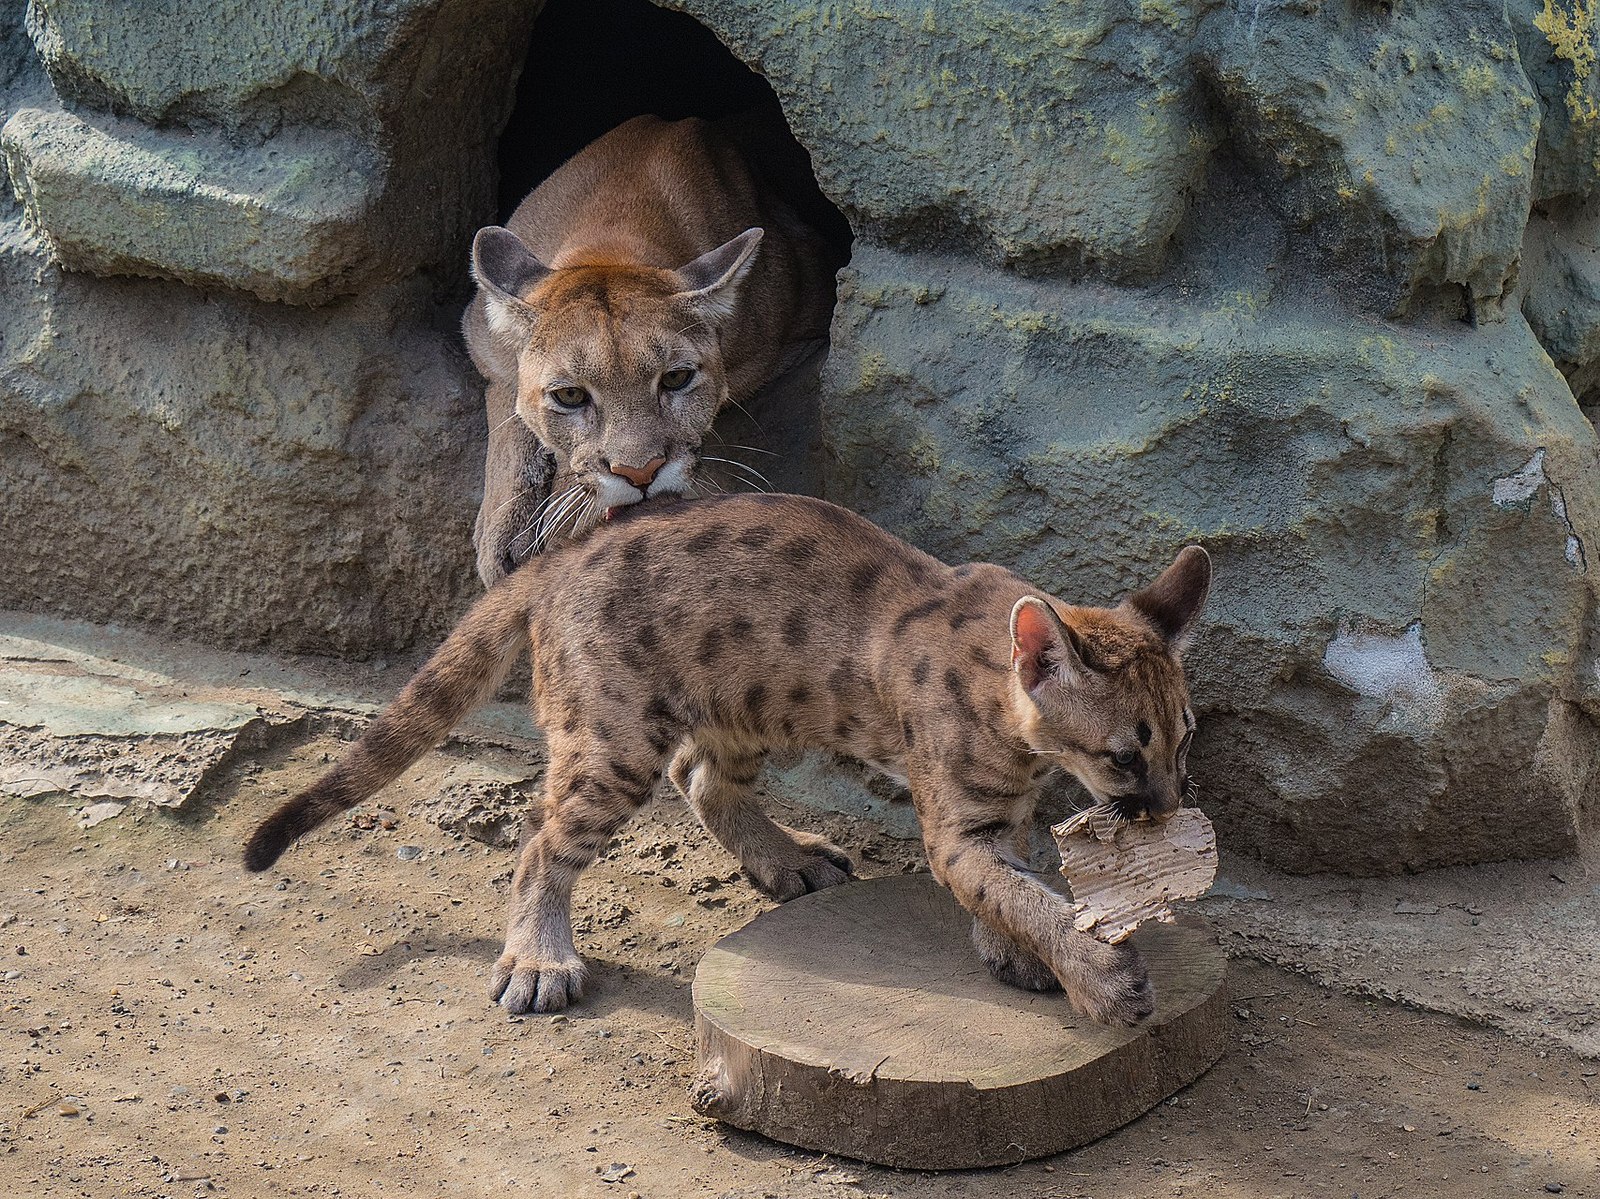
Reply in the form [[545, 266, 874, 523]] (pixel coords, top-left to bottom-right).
[[465, 114, 844, 586], [245, 495, 1211, 1029]]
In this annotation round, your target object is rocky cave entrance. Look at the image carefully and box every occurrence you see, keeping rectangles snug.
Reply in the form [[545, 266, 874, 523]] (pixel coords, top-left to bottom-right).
[[495, 0, 849, 246], [492, 0, 854, 493]]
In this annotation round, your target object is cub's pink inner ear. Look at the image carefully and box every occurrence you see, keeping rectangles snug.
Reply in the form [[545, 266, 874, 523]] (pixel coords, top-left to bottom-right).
[[1010, 597, 1068, 693]]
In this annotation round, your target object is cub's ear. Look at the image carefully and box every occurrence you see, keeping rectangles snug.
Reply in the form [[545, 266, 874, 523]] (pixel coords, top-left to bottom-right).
[[673, 228, 763, 319], [1126, 545, 1212, 650], [472, 227, 552, 326], [1009, 596, 1092, 696]]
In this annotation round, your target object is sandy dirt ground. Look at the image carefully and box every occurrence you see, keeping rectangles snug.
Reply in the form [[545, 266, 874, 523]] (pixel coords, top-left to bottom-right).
[[2, 730, 1597, 1199]]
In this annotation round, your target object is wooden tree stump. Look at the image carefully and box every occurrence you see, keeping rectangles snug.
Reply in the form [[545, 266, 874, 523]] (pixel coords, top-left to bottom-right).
[[690, 873, 1227, 1169]]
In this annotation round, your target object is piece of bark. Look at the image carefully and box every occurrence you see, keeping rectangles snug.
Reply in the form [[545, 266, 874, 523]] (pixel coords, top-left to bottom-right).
[[1051, 807, 1218, 944], [691, 873, 1228, 1169]]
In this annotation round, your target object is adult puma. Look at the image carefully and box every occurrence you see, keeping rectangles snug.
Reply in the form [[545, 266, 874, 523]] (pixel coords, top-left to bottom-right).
[[464, 114, 844, 585]]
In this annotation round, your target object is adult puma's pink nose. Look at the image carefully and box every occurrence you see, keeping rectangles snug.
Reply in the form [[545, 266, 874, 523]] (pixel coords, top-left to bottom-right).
[[609, 457, 666, 488]]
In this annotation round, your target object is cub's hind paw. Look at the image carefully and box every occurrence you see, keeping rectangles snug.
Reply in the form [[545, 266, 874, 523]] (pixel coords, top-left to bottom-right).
[[748, 837, 854, 902], [488, 952, 587, 1014]]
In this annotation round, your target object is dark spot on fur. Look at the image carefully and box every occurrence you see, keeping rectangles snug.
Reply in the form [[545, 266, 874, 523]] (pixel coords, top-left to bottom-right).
[[552, 847, 599, 870], [609, 760, 651, 790], [943, 667, 977, 719], [563, 714, 579, 734], [685, 525, 726, 555], [727, 616, 754, 640], [833, 718, 856, 740], [911, 657, 930, 685], [950, 610, 981, 632], [953, 565, 976, 579], [1137, 720, 1152, 746], [901, 720, 915, 748], [736, 525, 775, 550], [636, 622, 660, 652], [782, 609, 809, 647], [780, 537, 818, 565], [960, 779, 1020, 801], [745, 683, 769, 722], [849, 560, 886, 596], [565, 772, 592, 796], [621, 537, 651, 571], [960, 818, 1012, 841], [973, 884, 987, 904], [411, 668, 458, 710], [945, 848, 964, 870], [968, 644, 1004, 672], [788, 684, 811, 705], [780, 716, 798, 739], [893, 596, 945, 635], [696, 625, 724, 666], [594, 721, 614, 742]]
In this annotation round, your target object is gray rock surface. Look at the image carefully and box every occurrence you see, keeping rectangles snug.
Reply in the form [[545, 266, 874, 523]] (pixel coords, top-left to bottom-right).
[[0, 234, 486, 654], [3, 101, 383, 303], [11, 0, 539, 302], [1197, 849, 1600, 1060], [0, 626, 304, 809]]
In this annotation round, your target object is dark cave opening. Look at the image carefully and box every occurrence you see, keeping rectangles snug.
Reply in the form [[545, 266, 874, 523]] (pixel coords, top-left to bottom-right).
[[493, 0, 851, 258]]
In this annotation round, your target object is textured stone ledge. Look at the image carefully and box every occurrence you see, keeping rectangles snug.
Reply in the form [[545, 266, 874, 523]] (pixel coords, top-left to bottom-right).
[[2, 102, 383, 303]]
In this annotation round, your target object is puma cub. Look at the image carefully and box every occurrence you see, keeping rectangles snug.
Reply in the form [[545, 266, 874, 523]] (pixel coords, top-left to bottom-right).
[[465, 114, 843, 585], [245, 495, 1211, 1027]]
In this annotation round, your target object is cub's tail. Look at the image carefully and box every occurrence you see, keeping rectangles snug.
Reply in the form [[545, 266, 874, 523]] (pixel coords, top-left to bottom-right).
[[243, 583, 532, 873]]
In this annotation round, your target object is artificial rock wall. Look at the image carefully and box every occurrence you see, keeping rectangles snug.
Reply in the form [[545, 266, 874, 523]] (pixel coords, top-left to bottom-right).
[[4, 0, 1600, 874]]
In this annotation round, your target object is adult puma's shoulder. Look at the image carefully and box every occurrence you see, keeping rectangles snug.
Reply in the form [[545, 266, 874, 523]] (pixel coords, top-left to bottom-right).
[[465, 114, 844, 585]]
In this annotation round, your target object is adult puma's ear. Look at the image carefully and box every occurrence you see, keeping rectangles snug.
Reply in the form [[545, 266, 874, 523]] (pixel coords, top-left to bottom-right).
[[1126, 545, 1212, 650], [673, 228, 763, 319], [472, 227, 552, 324], [1009, 597, 1092, 696]]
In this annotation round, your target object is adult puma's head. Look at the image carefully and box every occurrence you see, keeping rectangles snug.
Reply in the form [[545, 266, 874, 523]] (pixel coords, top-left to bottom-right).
[[1007, 546, 1212, 823], [470, 225, 763, 550]]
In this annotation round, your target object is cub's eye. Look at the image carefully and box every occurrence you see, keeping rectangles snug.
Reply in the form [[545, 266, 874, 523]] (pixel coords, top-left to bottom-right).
[[1110, 748, 1139, 769], [660, 368, 695, 392], [549, 386, 590, 410]]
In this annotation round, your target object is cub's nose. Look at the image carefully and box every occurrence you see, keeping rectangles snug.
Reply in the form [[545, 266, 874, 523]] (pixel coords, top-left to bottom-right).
[[609, 457, 667, 488]]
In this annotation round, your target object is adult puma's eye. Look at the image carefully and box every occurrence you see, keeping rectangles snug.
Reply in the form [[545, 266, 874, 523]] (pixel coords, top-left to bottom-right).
[[660, 368, 695, 392], [549, 386, 590, 409], [1110, 748, 1139, 769]]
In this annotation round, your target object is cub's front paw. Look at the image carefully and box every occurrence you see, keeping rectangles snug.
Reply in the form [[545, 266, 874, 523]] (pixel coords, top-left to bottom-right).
[[1066, 940, 1154, 1027], [488, 951, 587, 1014]]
